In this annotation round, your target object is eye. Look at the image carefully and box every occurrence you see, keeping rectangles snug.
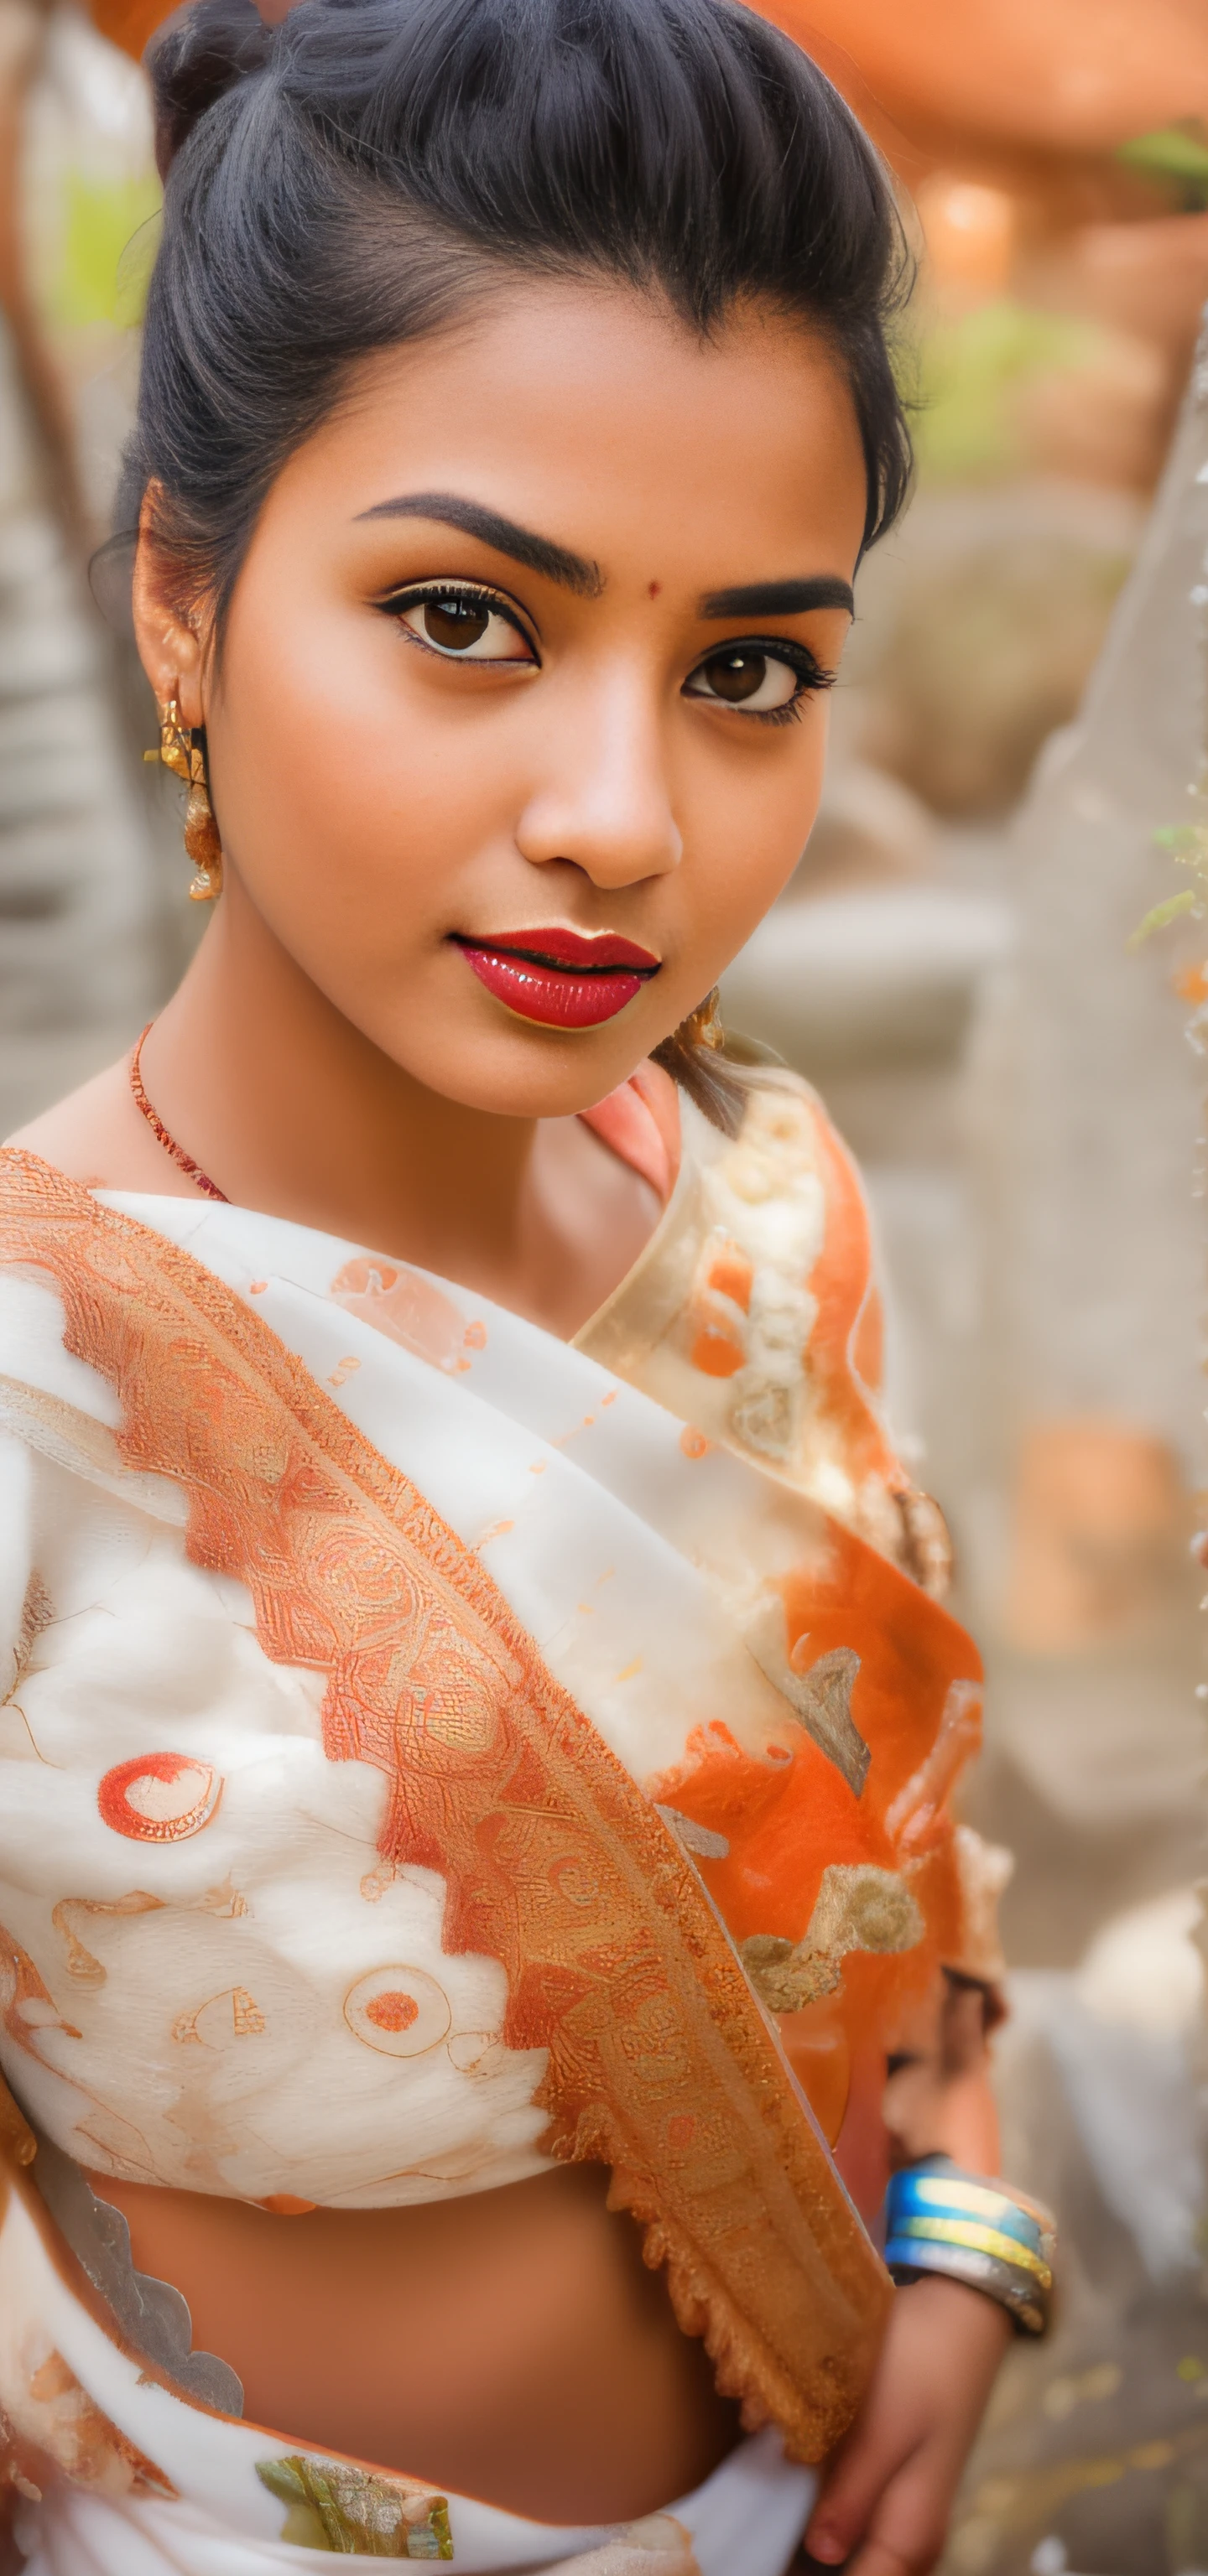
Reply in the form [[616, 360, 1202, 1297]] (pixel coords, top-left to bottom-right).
[[381, 582, 536, 665], [684, 641, 832, 721]]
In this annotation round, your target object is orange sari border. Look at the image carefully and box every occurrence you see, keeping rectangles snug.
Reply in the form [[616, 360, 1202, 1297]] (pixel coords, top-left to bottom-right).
[[0, 1148, 891, 2460]]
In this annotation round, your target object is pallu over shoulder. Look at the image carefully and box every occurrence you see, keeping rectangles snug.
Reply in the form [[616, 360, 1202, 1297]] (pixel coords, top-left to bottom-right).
[[0, 1067, 997, 2512]]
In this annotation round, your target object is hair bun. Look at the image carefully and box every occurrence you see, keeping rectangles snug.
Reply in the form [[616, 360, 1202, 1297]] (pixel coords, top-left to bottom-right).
[[148, 0, 273, 179]]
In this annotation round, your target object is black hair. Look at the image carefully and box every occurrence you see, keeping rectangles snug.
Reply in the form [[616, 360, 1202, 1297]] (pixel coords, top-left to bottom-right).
[[127, 0, 914, 1125]]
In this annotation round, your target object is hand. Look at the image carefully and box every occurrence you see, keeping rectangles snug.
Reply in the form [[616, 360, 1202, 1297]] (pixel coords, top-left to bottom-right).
[[803, 2275, 1011, 2573], [882, 1981, 1002, 2176]]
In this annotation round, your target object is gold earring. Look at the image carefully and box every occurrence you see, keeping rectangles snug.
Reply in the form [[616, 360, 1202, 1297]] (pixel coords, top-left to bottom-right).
[[678, 986, 724, 1052], [145, 693, 223, 901]]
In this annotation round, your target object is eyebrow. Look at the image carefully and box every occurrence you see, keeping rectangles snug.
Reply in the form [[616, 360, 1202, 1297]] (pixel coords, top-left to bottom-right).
[[355, 490, 603, 598], [699, 575, 855, 621]]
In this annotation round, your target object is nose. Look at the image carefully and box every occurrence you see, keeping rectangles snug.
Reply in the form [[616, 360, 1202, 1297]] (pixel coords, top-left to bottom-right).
[[514, 661, 683, 888]]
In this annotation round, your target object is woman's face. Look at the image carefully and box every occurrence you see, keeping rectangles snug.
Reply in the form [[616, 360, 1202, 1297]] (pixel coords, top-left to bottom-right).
[[142, 281, 868, 1118]]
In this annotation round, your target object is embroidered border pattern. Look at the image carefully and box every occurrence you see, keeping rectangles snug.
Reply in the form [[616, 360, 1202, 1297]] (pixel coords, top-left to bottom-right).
[[0, 1151, 891, 2461]]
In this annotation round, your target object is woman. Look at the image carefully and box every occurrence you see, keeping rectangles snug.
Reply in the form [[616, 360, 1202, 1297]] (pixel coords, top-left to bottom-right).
[[0, 1, 1049, 2568]]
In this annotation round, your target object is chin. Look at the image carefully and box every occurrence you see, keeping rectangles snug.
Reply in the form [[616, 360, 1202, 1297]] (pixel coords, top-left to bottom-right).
[[401, 1023, 655, 1120]]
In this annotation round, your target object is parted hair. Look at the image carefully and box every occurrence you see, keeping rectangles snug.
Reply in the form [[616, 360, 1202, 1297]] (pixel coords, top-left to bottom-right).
[[126, 0, 914, 1125]]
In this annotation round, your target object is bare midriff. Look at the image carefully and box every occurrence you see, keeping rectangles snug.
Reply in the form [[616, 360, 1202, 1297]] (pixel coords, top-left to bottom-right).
[[87, 2163, 740, 2524]]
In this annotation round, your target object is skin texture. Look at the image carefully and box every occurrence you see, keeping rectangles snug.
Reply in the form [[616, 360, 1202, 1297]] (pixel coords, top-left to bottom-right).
[[23, 288, 862, 1334], [804, 2281, 1011, 2573], [14, 280, 1005, 2557], [89, 2165, 740, 2522]]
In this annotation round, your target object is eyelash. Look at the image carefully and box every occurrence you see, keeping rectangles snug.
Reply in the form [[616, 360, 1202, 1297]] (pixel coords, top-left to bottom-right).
[[375, 582, 836, 719], [707, 641, 836, 728], [377, 579, 537, 655]]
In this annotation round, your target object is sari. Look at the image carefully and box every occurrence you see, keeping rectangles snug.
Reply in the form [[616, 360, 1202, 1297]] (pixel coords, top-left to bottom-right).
[[0, 1066, 998, 2572]]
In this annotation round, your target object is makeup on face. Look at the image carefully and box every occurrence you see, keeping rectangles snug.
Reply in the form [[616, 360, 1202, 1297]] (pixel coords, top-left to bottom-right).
[[201, 290, 867, 1130], [363, 496, 852, 720], [450, 927, 659, 1028]]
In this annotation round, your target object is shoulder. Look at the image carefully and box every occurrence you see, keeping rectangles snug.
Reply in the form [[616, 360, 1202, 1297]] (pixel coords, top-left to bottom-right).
[[698, 1065, 880, 1389], [686, 1067, 952, 1586], [6, 1054, 195, 1196], [725, 1061, 865, 1198]]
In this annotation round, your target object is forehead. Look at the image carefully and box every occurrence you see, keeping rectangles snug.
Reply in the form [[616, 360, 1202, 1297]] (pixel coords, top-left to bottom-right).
[[266, 280, 870, 580]]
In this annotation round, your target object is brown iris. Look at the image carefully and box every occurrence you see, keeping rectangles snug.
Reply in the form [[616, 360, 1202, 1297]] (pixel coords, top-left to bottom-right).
[[698, 648, 769, 703], [423, 595, 492, 649]]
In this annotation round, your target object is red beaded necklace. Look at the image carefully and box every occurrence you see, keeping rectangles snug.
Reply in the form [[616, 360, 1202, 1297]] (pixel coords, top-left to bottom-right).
[[128, 1024, 229, 1204]]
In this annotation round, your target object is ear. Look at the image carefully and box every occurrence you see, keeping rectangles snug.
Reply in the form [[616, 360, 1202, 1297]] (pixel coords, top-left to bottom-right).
[[131, 481, 210, 729]]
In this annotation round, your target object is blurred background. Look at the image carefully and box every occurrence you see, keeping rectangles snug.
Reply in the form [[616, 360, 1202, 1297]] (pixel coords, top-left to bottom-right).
[[1, 0, 1206, 2566]]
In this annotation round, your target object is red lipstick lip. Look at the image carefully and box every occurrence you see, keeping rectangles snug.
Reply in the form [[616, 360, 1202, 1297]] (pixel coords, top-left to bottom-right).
[[451, 930, 659, 1030], [454, 927, 660, 972]]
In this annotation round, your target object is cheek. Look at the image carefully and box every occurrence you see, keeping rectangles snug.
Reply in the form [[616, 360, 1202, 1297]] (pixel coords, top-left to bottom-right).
[[685, 713, 829, 958], [208, 599, 516, 940]]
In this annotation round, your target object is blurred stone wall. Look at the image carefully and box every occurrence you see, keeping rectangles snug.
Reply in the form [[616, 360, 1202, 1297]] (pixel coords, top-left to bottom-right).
[[0, 304, 159, 1132]]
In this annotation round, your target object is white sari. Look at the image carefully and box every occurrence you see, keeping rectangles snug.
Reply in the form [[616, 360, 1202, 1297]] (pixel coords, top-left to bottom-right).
[[0, 1071, 995, 2572]]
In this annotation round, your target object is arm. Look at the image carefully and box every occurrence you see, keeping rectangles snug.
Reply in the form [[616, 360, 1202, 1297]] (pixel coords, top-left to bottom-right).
[[806, 1983, 1028, 2573], [805, 2272, 1010, 2574]]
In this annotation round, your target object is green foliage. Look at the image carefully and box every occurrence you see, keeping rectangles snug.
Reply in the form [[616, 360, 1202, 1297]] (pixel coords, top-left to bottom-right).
[[49, 173, 162, 330], [1130, 823, 1208, 948], [1117, 123, 1208, 210], [1129, 889, 1198, 948], [907, 301, 1108, 484]]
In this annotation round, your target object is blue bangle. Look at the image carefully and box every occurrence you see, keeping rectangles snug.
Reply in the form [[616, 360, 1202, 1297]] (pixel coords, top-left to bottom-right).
[[883, 2157, 1056, 2336]]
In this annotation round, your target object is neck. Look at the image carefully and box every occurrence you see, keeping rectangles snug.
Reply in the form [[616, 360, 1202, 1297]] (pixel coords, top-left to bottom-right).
[[144, 880, 547, 1291]]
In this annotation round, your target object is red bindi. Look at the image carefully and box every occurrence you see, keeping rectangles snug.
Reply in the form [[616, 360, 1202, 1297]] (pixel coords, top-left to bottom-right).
[[648, 580, 661, 598]]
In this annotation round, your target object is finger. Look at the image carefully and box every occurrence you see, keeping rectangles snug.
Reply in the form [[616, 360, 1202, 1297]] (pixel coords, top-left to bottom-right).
[[804, 2432, 922, 2567], [841, 2450, 950, 2576], [844, 2527, 947, 2576], [842, 2540, 919, 2576]]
